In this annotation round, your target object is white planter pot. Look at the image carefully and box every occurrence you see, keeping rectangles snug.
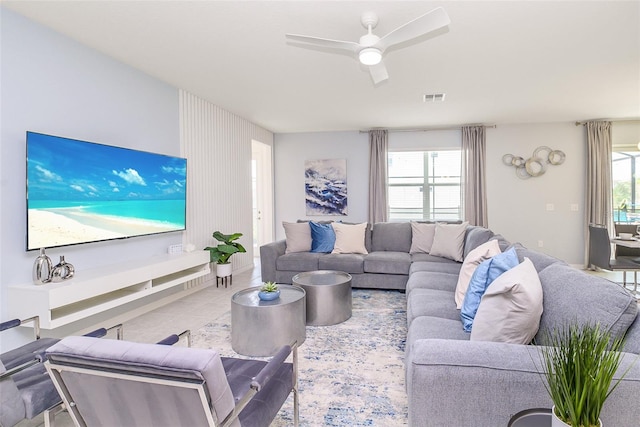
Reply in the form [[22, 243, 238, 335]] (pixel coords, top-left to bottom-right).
[[216, 263, 232, 278], [552, 406, 602, 427]]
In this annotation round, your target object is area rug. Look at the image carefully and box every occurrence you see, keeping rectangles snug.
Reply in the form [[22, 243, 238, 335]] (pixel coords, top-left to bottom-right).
[[191, 289, 408, 426]]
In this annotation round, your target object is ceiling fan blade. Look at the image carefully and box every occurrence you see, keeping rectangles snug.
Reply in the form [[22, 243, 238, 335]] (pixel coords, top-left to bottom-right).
[[369, 61, 389, 84], [376, 7, 450, 51], [285, 33, 360, 53]]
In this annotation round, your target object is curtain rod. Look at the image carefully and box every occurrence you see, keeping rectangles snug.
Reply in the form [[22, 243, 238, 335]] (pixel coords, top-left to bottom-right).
[[359, 124, 497, 133], [575, 118, 640, 126]]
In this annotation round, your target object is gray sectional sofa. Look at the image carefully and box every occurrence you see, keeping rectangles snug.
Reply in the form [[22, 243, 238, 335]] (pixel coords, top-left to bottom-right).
[[260, 222, 640, 426]]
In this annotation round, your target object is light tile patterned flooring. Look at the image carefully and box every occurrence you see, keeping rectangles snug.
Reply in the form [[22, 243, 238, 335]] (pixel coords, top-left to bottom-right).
[[17, 262, 637, 426]]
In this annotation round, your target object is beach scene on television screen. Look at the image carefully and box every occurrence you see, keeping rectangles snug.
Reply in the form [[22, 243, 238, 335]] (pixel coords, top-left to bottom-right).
[[27, 133, 186, 250]]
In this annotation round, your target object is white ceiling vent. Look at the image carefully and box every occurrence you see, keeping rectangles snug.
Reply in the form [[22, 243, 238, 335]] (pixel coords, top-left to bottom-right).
[[423, 93, 446, 102]]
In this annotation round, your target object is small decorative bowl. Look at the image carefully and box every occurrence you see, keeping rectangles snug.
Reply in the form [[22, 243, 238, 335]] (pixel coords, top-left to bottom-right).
[[258, 290, 280, 301]]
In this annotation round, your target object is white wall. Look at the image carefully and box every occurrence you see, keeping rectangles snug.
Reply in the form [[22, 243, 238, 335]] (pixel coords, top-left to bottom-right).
[[274, 123, 587, 265], [180, 91, 273, 281], [1, 9, 181, 345], [486, 123, 585, 264], [274, 131, 369, 239]]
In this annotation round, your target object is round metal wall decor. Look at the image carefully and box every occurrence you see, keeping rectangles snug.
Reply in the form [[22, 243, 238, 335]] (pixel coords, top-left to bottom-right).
[[503, 146, 565, 179]]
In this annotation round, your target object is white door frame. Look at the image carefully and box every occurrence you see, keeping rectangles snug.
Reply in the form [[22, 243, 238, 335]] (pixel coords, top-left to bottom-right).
[[252, 140, 274, 251]]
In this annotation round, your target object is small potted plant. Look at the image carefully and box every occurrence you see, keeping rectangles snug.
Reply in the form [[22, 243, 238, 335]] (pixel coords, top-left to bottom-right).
[[258, 281, 280, 301], [539, 323, 633, 427], [204, 231, 246, 278]]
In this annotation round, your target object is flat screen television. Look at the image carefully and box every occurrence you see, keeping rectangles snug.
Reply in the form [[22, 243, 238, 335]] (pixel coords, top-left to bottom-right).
[[26, 131, 187, 251]]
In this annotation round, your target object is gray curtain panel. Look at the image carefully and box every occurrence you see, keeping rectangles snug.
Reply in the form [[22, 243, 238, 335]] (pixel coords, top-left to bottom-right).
[[585, 120, 613, 266], [461, 125, 488, 227], [368, 129, 389, 224]]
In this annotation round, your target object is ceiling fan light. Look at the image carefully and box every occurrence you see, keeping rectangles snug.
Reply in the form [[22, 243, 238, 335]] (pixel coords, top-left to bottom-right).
[[359, 48, 382, 65]]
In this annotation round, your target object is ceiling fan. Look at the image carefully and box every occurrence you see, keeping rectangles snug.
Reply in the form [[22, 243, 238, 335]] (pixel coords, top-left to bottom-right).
[[285, 7, 451, 84]]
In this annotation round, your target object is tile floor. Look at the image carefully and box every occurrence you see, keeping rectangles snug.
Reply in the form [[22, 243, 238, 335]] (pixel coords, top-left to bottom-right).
[[17, 262, 637, 426]]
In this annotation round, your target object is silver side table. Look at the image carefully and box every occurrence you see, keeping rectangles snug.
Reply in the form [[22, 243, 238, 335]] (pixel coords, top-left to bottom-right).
[[231, 285, 306, 356], [292, 270, 352, 326], [508, 408, 551, 427]]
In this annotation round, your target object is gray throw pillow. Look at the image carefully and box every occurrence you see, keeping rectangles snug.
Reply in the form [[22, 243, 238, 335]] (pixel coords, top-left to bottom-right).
[[429, 222, 469, 262], [283, 221, 312, 253], [409, 222, 437, 254]]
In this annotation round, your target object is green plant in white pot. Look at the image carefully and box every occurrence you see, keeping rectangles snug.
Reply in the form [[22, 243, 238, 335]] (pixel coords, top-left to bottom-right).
[[204, 231, 246, 277], [539, 323, 633, 427]]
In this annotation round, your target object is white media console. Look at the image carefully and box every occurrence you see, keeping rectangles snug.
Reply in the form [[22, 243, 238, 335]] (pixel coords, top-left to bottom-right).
[[8, 251, 210, 330]]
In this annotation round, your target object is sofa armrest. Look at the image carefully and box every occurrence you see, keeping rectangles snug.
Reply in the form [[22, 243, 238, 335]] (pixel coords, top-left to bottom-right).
[[407, 338, 640, 427], [260, 240, 286, 283]]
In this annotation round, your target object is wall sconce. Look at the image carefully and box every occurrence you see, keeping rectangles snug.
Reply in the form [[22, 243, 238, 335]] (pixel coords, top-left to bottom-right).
[[502, 146, 565, 179]]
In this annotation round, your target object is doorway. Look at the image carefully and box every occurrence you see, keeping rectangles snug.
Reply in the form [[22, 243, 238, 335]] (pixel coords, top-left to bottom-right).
[[252, 140, 274, 254]]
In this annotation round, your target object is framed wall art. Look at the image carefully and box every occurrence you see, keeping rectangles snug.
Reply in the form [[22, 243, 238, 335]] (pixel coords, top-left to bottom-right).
[[305, 158, 347, 216]]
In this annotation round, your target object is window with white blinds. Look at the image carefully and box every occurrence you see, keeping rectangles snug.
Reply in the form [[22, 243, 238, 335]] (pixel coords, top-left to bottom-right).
[[387, 150, 462, 221]]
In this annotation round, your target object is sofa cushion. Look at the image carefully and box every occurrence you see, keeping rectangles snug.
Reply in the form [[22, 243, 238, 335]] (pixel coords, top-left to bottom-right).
[[470, 258, 543, 344], [409, 222, 436, 254], [514, 244, 563, 272], [535, 263, 638, 344], [460, 247, 519, 332], [318, 253, 365, 274], [406, 316, 471, 367], [408, 289, 460, 325], [364, 251, 411, 275], [331, 222, 368, 254], [455, 239, 502, 309], [406, 271, 459, 294], [463, 226, 495, 258], [430, 222, 469, 262], [371, 222, 412, 252], [276, 252, 321, 271], [409, 259, 462, 275], [283, 222, 311, 253], [309, 221, 336, 253]]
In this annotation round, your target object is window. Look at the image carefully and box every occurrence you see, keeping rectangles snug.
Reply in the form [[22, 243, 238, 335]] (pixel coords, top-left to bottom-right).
[[387, 150, 462, 221], [612, 151, 640, 223]]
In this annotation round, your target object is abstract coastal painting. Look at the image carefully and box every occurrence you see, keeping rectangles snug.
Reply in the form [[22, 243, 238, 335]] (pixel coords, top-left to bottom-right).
[[305, 159, 347, 216]]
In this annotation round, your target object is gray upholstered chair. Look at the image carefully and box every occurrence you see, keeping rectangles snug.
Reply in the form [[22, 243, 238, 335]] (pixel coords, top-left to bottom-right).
[[589, 223, 640, 293], [45, 335, 299, 427], [0, 316, 61, 427], [0, 319, 123, 427]]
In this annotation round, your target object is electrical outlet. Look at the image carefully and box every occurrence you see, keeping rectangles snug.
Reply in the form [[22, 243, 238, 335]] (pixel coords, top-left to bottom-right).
[[570, 204, 579, 212], [538, 240, 544, 248], [546, 204, 555, 211], [168, 244, 183, 254]]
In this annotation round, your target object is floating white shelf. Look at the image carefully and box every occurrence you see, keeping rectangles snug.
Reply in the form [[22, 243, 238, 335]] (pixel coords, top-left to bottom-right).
[[8, 252, 210, 329]]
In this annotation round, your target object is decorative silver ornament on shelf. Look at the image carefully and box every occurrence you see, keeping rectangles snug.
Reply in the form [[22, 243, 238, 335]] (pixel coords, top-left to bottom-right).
[[32, 248, 75, 285], [51, 255, 75, 282], [33, 248, 53, 285], [502, 146, 565, 179]]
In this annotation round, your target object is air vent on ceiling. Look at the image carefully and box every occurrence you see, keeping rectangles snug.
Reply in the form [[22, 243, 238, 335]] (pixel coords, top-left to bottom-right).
[[423, 93, 446, 103]]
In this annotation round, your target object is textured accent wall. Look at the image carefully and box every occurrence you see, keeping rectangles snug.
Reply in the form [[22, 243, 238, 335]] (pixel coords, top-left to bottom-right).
[[179, 91, 273, 286]]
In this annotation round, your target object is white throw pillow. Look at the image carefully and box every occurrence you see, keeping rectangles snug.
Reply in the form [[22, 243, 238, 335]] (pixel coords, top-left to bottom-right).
[[454, 239, 502, 309], [282, 221, 312, 253], [429, 222, 469, 262], [470, 258, 543, 344], [331, 222, 368, 254], [409, 222, 437, 254]]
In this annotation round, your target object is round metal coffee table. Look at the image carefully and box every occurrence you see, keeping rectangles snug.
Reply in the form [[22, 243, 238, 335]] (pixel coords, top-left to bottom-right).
[[231, 285, 306, 357], [292, 270, 352, 326]]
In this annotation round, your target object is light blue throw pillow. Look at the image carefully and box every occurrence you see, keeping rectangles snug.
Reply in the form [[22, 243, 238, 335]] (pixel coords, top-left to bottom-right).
[[460, 247, 519, 332], [310, 221, 336, 253]]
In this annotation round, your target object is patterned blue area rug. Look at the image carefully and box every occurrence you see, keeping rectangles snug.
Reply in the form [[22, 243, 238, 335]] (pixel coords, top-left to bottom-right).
[[191, 289, 408, 426]]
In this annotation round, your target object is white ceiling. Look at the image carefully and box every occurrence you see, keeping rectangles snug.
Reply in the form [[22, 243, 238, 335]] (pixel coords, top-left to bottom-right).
[[3, 0, 639, 133]]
